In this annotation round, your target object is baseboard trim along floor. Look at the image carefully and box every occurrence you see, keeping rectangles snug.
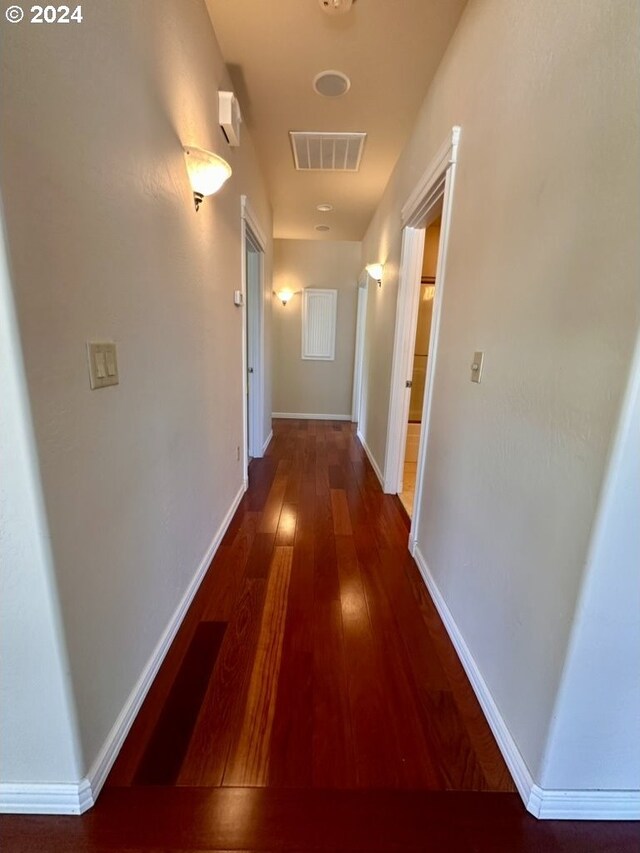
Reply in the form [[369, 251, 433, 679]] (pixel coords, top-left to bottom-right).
[[412, 545, 640, 821], [0, 483, 247, 816]]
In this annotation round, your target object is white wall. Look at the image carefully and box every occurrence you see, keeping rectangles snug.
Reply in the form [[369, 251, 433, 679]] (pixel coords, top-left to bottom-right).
[[0, 213, 81, 785], [273, 240, 360, 417], [360, 0, 639, 791], [540, 334, 640, 791], [0, 0, 271, 785]]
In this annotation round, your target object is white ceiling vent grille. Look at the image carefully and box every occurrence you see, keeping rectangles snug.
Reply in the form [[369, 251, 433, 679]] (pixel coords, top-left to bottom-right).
[[290, 132, 366, 172]]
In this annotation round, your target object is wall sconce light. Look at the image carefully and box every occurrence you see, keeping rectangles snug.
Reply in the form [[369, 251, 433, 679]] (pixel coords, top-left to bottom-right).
[[275, 288, 294, 306], [183, 145, 232, 211], [366, 263, 384, 286]]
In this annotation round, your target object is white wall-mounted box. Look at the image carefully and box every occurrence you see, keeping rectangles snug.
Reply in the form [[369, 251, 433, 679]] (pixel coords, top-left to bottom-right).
[[219, 91, 241, 147]]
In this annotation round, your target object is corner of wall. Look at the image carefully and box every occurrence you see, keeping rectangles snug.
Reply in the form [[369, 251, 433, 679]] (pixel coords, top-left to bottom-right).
[[538, 331, 640, 799], [0, 207, 83, 793]]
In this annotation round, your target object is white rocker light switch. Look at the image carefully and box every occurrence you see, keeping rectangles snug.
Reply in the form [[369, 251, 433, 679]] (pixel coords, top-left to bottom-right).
[[87, 342, 119, 389]]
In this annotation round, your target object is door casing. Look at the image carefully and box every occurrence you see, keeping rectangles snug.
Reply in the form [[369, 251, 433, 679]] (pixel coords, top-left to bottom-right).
[[351, 274, 369, 424], [241, 195, 267, 485], [383, 127, 461, 549]]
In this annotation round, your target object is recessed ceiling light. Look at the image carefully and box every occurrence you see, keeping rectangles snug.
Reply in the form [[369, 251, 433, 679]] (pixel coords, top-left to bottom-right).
[[317, 203, 334, 212], [315, 224, 331, 232], [313, 70, 351, 98]]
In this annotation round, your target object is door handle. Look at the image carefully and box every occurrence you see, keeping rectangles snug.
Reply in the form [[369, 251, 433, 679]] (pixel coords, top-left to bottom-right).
[[405, 380, 412, 388], [248, 367, 254, 373]]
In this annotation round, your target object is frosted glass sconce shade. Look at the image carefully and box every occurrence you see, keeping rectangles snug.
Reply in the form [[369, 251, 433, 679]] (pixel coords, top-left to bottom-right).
[[183, 145, 232, 211], [366, 263, 384, 284], [277, 289, 294, 306]]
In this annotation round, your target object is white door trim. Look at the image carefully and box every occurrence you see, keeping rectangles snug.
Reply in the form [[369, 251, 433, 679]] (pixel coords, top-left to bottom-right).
[[383, 226, 427, 494], [351, 273, 369, 422], [241, 195, 267, 481], [383, 127, 461, 542], [401, 126, 461, 226], [409, 163, 459, 547], [241, 194, 267, 252]]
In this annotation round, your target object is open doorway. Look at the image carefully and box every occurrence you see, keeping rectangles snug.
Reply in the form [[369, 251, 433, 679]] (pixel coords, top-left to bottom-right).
[[383, 127, 460, 546], [399, 215, 441, 517]]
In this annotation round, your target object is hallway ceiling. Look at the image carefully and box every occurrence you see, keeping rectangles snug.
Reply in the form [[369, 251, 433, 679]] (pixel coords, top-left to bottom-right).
[[205, 0, 467, 241]]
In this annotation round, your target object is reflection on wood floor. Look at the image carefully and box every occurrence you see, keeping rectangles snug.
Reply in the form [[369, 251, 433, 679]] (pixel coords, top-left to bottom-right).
[[2, 420, 636, 851], [112, 418, 513, 793]]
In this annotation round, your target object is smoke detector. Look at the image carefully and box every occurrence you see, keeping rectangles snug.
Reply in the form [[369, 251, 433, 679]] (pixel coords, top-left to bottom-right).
[[313, 70, 351, 98], [319, 0, 353, 15]]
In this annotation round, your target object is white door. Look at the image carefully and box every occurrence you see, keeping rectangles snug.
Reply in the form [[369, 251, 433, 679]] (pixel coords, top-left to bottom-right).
[[246, 245, 261, 460]]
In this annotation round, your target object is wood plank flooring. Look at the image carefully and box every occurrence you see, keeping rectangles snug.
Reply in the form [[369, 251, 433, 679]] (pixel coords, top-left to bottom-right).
[[2, 420, 637, 852]]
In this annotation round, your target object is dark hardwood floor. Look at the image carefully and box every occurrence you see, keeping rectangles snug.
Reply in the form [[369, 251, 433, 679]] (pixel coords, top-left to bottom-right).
[[2, 420, 637, 851]]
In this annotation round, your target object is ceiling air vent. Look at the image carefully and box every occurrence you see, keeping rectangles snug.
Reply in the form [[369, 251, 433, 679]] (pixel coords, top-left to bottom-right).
[[290, 132, 366, 172]]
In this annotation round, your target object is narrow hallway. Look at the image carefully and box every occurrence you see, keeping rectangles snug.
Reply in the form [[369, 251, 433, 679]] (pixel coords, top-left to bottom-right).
[[110, 419, 513, 793], [3, 422, 636, 851]]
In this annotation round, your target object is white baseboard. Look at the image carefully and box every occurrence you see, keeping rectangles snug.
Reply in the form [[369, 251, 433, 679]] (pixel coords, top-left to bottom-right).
[[356, 429, 385, 489], [412, 545, 640, 821], [261, 429, 273, 455], [85, 481, 246, 802], [272, 412, 351, 421], [528, 786, 640, 820], [0, 780, 92, 816], [411, 546, 536, 805], [0, 482, 246, 816]]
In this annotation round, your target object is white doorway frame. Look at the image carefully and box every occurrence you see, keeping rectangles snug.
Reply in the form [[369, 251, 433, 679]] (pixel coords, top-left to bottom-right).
[[241, 195, 267, 486], [351, 271, 369, 423], [383, 126, 461, 547]]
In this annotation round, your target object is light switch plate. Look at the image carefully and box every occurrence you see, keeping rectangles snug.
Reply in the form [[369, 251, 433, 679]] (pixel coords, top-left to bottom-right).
[[470, 351, 484, 383], [233, 290, 244, 306], [87, 342, 119, 389]]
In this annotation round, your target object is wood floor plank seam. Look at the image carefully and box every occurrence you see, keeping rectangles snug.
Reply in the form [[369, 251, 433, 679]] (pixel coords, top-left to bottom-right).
[[132, 621, 227, 786], [176, 579, 267, 787], [223, 546, 293, 786]]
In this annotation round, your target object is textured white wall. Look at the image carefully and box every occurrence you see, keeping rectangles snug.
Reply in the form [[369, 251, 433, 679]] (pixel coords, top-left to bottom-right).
[[273, 240, 360, 417], [0, 214, 81, 783], [361, 0, 639, 784], [0, 0, 271, 779], [540, 335, 640, 791]]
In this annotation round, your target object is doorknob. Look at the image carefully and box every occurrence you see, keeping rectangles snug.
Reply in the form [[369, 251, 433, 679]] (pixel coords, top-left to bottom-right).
[[405, 380, 412, 388], [248, 367, 254, 373]]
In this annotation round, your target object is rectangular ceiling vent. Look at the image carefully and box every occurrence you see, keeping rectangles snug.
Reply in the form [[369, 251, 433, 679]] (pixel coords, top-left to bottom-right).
[[290, 131, 367, 172]]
